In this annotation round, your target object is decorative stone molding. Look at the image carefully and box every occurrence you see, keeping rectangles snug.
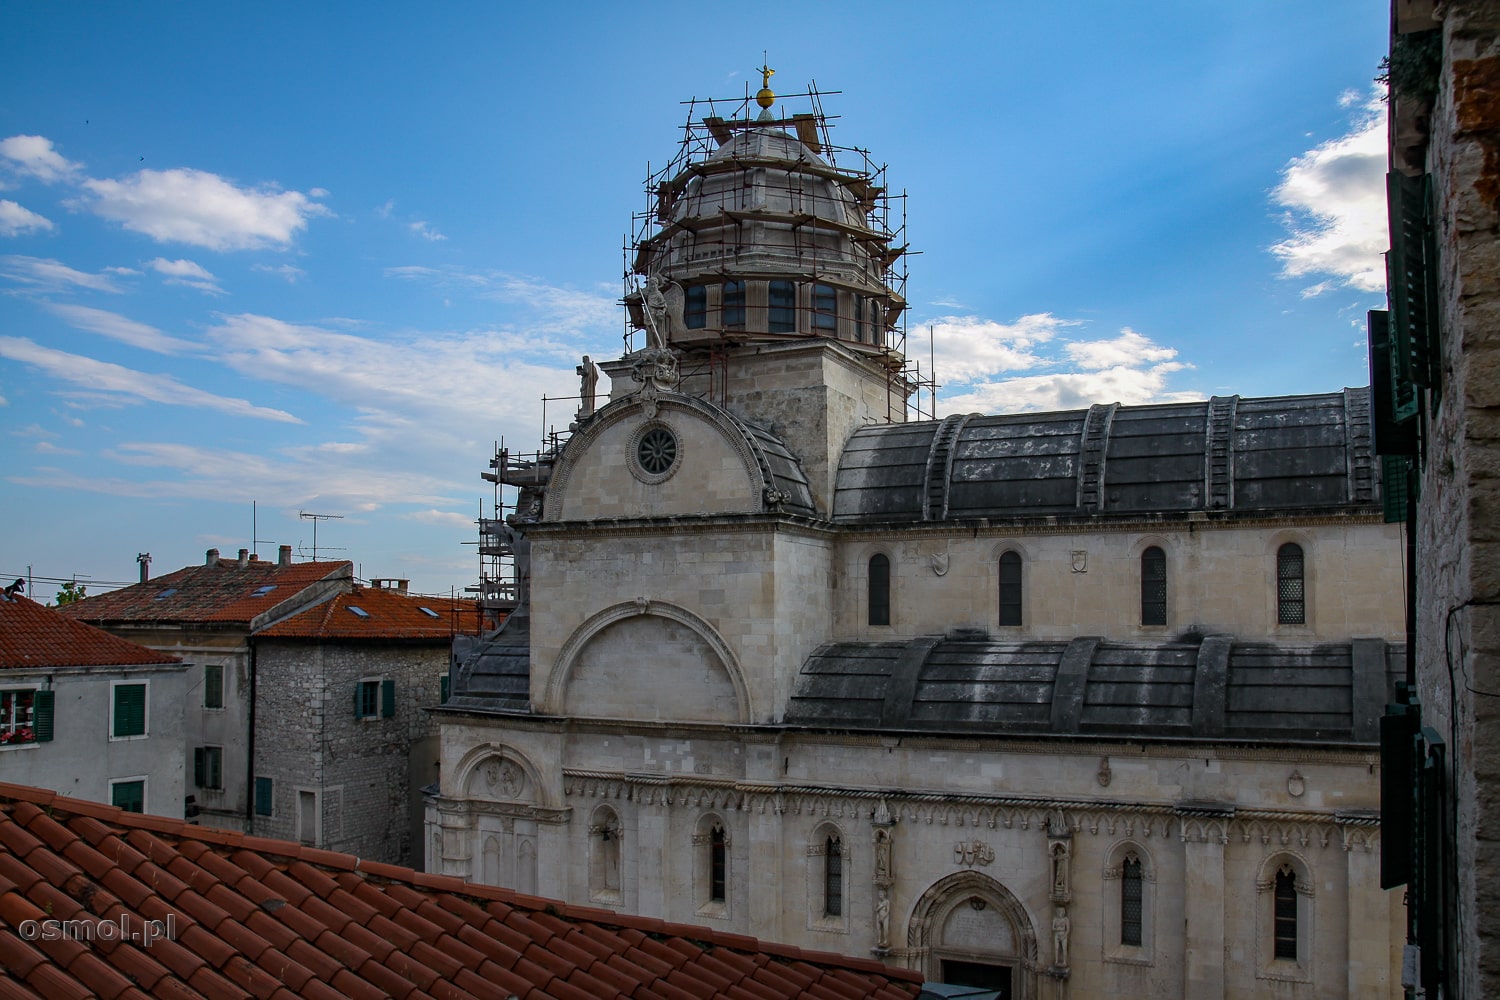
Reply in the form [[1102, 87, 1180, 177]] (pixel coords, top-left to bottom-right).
[[953, 839, 994, 867]]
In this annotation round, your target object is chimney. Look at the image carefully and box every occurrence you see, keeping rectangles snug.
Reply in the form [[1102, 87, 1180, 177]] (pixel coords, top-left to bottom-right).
[[206, 548, 220, 566], [136, 552, 151, 583], [237, 548, 249, 568], [278, 544, 292, 568]]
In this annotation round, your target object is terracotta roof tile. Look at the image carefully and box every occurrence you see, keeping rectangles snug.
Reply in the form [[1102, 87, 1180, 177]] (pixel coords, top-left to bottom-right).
[[0, 596, 182, 670], [0, 783, 921, 999], [58, 559, 352, 628], [255, 588, 484, 640]]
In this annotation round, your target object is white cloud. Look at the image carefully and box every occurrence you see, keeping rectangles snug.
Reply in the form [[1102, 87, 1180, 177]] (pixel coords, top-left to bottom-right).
[[0, 200, 54, 236], [409, 220, 446, 241], [146, 256, 224, 294], [923, 313, 1197, 415], [385, 265, 617, 332], [34, 440, 81, 456], [406, 509, 475, 528], [79, 168, 329, 250], [1270, 93, 1388, 293], [0, 336, 301, 423], [925, 312, 1077, 382], [0, 135, 81, 183], [942, 364, 1200, 415], [46, 303, 201, 354], [0, 255, 122, 293], [1064, 329, 1179, 370]]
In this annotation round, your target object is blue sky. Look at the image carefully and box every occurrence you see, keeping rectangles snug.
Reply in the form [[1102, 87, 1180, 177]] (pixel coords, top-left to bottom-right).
[[1, 2, 1390, 601]]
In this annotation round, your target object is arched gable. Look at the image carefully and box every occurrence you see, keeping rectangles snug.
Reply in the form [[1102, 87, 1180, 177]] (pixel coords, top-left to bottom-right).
[[545, 599, 751, 723]]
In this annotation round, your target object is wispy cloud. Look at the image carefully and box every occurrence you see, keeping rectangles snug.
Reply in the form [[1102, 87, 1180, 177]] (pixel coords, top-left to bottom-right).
[[406, 509, 475, 528], [0, 135, 82, 183], [0, 200, 54, 236], [79, 168, 330, 251], [942, 364, 1201, 414], [45, 302, 201, 354], [0, 255, 122, 293], [253, 263, 305, 283], [1270, 91, 1388, 293], [0, 336, 301, 422], [409, 220, 446, 241], [385, 265, 617, 332], [146, 256, 224, 294]]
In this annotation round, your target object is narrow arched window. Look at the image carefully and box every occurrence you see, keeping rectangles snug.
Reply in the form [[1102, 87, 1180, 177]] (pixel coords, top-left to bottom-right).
[[768, 280, 796, 333], [1141, 547, 1166, 626], [868, 554, 890, 627], [709, 824, 727, 902], [853, 296, 865, 342], [813, 283, 837, 331], [722, 280, 745, 328], [999, 551, 1022, 627], [684, 284, 706, 329], [1273, 866, 1298, 959], [824, 836, 843, 916], [1121, 855, 1143, 946], [1277, 543, 1305, 624]]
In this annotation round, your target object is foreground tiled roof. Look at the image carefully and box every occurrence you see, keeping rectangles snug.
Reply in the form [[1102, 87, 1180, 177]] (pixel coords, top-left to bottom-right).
[[58, 558, 352, 628], [255, 589, 486, 640], [0, 597, 180, 670], [0, 784, 922, 1000]]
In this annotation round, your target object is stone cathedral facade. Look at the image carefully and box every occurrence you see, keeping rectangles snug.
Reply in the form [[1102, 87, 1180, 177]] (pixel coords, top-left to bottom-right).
[[429, 78, 1404, 999]]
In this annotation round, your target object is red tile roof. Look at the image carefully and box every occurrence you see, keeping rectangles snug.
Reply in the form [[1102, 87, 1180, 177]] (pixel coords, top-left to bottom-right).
[[0, 783, 921, 999], [0, 597, 180, 670], [58, 558, 352, 628], [254, 589, 486, 640]]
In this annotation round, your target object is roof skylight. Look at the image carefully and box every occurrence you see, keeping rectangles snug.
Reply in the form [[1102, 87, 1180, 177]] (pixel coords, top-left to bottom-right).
[[348, 606, 370, 619], [418, 607, 441, 619], [153, 589, 178, 600], [252, 585, 278, 597]]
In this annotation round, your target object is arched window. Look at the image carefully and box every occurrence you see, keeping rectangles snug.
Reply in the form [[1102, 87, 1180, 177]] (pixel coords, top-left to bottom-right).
[[1121, 855, 1143, 946], [684, 285, 706, 329], [813, 283, 837, 331], [999, 551, 1022, 627], [722, 280, 745, 328], [1273, 866, 1298, 959], [768, 280, 796, 333], [868, 554, 890, 626], [709, 824, 727, 902], [589, 806, 622, 903], [824, 836, 843, 916], [1141, 546, 1166, 626], [853, 296, 865, 342], [1277, 543, 1305, 624]]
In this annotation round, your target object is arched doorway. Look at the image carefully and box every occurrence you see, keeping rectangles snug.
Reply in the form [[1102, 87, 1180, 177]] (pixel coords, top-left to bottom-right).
[[907, 871, 1039, 1000]]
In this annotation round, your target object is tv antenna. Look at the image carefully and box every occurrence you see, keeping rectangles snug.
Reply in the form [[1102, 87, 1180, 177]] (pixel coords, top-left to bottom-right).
[[298, 510, 344, 562]]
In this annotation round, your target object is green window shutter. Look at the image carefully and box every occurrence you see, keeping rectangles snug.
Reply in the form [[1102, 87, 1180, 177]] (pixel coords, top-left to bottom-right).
[[113, 684, 146, 738], [1383, 456, 1413, 523], [194, 747, 205, 787], [440, 675, 450, 703], [381, 679, 396, 718], [254, 776, 274, 816], [1387, 171, 1440, 396], [1367, 310, 1418, 456], [32, 690, 54, 743], [203, 664, 224, 709], [354, 682, 362, 717], [111, 780, 144, 813]]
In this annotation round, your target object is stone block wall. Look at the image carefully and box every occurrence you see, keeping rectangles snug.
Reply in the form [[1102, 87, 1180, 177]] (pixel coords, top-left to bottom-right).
[[254, 640, 447, 866], [1412, 3, 1500, 994]]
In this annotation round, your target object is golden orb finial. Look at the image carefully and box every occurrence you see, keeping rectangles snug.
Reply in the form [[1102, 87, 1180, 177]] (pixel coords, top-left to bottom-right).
[[756, 61, 776, 111]]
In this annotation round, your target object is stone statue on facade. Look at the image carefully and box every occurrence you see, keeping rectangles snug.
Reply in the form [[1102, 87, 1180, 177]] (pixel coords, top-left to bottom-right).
[[576, 355, 598, 420], [874, 887, 891, 950], [643, 274, 684, 349], [1052, 906, 1071, 968], [1049, 839, 1071, 901]]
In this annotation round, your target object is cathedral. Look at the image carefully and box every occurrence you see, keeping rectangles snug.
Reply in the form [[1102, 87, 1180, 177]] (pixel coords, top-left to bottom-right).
[[429, 74, 1404, 999]]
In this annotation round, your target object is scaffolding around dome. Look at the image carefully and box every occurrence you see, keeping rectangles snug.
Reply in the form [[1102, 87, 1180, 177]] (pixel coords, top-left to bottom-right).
[[621, 82, 936, 418]]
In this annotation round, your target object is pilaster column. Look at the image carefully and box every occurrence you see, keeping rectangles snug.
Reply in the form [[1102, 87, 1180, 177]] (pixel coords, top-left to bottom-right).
[[1179, 810, 1229, 999]]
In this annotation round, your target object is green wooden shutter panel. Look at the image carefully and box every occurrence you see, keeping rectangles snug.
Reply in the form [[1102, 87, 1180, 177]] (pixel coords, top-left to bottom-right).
[[113, 684, 145, 737], [32, 690, 54, 743], [381, 679, 396, 718], [440, 675, 450, 703], [354, 682, 362, 717], [194, 747, 205, 787], [254, 776, 273, 816]]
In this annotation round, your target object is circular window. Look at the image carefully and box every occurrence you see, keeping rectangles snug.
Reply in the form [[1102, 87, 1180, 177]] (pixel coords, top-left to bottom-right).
[[637, 428, 677, 474]]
